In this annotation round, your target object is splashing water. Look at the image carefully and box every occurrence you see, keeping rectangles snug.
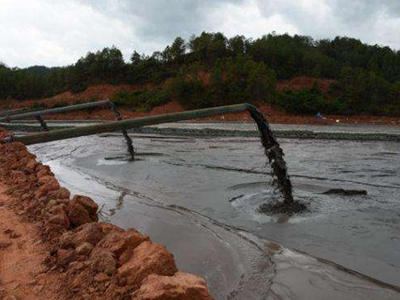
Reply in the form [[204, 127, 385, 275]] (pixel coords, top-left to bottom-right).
[[248, 106, 307, 214]]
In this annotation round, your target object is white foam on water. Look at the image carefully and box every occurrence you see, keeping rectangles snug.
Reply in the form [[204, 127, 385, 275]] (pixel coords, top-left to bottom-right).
[[96, 158, 127, 166]]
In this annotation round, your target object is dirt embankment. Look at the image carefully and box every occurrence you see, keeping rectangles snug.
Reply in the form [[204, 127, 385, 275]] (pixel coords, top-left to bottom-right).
[[1, 79, 399, 125], [0, 127, 214, 300]]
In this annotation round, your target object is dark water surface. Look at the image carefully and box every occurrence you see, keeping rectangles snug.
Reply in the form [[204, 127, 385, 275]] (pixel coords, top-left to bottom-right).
[[29, 125, 400, 299]]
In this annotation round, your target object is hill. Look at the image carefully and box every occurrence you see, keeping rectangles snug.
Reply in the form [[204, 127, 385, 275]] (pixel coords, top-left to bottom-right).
[[1, 82, 398, 125], [0, 33, 399, 117]]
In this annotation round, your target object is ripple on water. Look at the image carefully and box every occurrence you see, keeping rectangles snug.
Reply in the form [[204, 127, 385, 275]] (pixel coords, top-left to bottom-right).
[[228, 182, 381, 225]]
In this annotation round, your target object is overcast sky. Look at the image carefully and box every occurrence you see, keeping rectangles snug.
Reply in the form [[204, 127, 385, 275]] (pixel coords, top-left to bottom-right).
[[1, 0, 400, 68]]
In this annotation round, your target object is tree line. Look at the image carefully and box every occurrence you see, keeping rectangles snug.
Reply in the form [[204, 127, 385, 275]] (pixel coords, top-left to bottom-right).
[[1, 32, 400, 115]]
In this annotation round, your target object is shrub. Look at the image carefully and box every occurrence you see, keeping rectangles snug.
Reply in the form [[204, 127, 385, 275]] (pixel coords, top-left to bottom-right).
[[71, 82, 88, 94], [30, 102, 48, 110], [73, 99, 84, 105], [276, 88, 347, 115], [164, 77, 208, 109], [4, 96, 12, 109], [50, 100, 69, 109], [111, 89, 169, 111]]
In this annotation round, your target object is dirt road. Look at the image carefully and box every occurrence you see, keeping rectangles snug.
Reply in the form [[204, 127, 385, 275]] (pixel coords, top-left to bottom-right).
[[0, 184, 63, 300]]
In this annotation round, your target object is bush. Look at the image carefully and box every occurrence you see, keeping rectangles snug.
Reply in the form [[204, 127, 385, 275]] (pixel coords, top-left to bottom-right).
[[161, 58, 277, 109], [30, 102, 48, 110], [71, 82, 88, 94], [87, 97, 98, 103], [111, 89, 169, 111], [164, 77, 208, 109], [73, 99, 84, 105], [276, 88, 347, 115], [50, 100, 69, 109], [4, 96, 11, 109], [379, 105, 400, 117]]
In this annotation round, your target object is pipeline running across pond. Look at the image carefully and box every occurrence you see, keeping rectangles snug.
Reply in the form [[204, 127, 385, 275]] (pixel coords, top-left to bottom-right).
[[1, 103, 304, 210], [0, 100, 111, 123], [0, 108, 27, 118], [0, 100, 135, 160]]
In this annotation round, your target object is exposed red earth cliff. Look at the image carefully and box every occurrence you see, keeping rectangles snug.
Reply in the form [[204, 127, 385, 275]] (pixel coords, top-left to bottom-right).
[[276, 76, 336, 93], [1, 78, 399, 125], [0, 127, 214, 300]]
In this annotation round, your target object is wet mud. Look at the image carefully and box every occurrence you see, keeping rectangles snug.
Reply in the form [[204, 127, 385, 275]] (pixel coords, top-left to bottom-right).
[[322, 188, 368, 196], [26, 125, 400, 297]]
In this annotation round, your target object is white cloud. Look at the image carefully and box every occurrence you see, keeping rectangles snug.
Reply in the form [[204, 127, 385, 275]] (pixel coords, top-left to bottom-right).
[[207, 0, 299, 38], [0, 0, 399, 67], [0, 0, 134, 67], [374, 12, 400, 47], [255, 0, 400, 47]]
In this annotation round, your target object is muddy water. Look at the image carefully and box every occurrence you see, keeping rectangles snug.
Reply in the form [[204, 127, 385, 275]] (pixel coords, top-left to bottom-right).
[[28, 125, 400, 298]]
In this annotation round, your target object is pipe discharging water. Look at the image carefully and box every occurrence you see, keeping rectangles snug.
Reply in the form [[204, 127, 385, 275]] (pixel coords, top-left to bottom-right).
[[248, 106, 307, 215], [2, 103, 307, 214]]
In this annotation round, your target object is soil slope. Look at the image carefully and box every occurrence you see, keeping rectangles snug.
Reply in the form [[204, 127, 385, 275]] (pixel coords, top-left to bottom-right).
[[1, 78, 399, 125]]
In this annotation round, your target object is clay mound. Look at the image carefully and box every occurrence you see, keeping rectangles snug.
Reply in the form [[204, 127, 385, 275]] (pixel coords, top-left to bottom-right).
[[132, 272, 215, 300], [3, 84, 140, 109], [0, 138, 214, 300], [149, 101, 185, 116], [0, 127, 9, 139]]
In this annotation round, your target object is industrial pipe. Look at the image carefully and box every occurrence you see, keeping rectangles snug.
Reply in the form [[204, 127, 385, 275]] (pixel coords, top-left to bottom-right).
[[0, 100, 111, 123], [0, 108, 28, 118], [3, 103, 253, 145], [0, 102, 296, 205]]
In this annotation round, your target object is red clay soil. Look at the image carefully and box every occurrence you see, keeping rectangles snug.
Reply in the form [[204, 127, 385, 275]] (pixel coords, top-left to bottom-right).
[[0, 81, 399, 125], [0, 76, 334, 111], [0, 127, 214, 300], [0, 128, 8, 140], [3, 85, 141, 109], [32, 101, 399, 126]]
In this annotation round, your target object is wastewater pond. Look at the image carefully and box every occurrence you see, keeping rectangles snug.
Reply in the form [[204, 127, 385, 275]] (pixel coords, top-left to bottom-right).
[[29, 126, 400, 298]]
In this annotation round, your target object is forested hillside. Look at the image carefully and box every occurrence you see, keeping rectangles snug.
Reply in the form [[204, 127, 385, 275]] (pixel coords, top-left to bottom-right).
[[1, 33, 400, 116]]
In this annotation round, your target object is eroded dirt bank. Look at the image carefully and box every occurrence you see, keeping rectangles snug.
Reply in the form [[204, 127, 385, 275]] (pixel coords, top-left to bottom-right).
[[1, 83, 399, 125], [0, 128, 214, 300]]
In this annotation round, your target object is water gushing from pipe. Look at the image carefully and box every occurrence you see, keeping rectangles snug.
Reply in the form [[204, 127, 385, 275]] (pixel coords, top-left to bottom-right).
[[248, 106, 293, 204], [248, 106, 306, 214]]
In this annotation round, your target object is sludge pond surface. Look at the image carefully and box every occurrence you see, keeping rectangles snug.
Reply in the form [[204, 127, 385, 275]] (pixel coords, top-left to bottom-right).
[[28, 124, 400, 299]]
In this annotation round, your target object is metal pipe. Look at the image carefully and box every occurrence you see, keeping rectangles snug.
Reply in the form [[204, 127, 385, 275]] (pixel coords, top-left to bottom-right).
[[0, 108, 28, 118], [35, 115, 49, 131], [108, 101, 135, 161], [1, 102, 297, 206], [0, 99, 136, 160], [0, 100, 111, 122], [4, 103, 252, 145]]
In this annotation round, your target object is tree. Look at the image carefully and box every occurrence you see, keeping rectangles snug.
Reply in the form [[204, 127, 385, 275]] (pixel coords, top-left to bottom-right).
[[228, 35, 247, 56], [245, 61, 276, 102], [131, 51, 142, 65], [188, 32, 228, 63], [1, 32, 400, 117], [169, 37, 186, 63], [389, 81, 400, 106], [91, 47, 125, 82], [337, 67, 390, 114]]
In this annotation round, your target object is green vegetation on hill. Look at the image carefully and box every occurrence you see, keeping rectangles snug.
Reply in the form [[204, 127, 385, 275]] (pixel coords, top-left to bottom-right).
[[1, 33, 400, 116]]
